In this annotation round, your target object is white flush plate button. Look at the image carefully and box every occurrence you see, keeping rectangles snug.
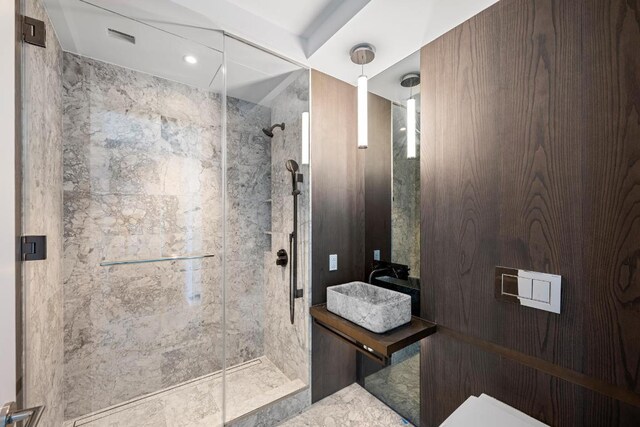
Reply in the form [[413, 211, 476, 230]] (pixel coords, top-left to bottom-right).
[[496, 267, 561, 314], [532, 279, 551, 303]]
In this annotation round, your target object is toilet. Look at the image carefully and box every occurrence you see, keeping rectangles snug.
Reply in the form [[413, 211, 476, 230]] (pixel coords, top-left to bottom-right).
[[441, 394, 548, 427]]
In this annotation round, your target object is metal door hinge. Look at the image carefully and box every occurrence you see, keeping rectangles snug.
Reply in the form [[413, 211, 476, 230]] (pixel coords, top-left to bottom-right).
[[21, 235, 47, 261], [22, 16, 46, 48], [1, 401, 43, 427]]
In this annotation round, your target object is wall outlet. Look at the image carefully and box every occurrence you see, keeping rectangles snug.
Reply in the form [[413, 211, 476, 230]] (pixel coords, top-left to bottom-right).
[[373, 250, 380, 261], [329, 254, 338, 271]]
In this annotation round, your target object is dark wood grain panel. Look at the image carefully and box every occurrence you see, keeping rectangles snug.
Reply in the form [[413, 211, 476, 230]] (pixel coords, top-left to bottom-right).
[[420, 0, 640, 424], [421, 334, 640, 427], [364, 93, 392, 279], [310, 70, 363, 402], [581, 0, 640, 395], [310, 70, 364, 306], [310, 304, 436, 357], [311, 322, 356, 403], [496, 0, 585, 371], [421, 0, 585, 370]]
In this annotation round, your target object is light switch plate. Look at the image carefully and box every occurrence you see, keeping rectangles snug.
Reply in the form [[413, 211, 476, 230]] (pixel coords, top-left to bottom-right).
[[373, 250, 380, 261], [495, 267, 561, 314], [329, 254, 338, 271]]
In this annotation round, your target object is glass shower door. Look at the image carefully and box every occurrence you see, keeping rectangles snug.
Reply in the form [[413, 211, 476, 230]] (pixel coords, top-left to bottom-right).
[[222, 34, 311, 423], [51, 2, 226, 425]]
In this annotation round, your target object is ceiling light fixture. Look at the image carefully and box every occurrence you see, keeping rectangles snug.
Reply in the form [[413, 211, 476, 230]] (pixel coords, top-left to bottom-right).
[[401, 73, 420, 159], [183, 55, 198, 64], [350, 44, 376, 149]]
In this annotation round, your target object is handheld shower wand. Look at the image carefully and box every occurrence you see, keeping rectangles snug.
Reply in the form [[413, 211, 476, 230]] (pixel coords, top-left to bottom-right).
[[285, 160, 303, 324], [286, 159, 301, 196]]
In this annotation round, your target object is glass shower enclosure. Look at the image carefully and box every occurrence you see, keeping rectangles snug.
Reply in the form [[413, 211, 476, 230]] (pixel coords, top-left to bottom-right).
[[27, 1, 311, 424]]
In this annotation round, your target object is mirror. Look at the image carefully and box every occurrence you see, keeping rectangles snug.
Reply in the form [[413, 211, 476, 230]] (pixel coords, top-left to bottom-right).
[[391, 97, 420, 278], [359, 49, 421, 426]]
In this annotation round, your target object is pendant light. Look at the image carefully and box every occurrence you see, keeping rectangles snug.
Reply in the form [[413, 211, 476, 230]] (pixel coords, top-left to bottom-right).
[[350, 44, 376, 149], [401, 73, 420, 159]]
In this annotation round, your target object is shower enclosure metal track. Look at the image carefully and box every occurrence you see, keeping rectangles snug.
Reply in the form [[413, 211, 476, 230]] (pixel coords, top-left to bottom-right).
[[99, 253, 214, 267]]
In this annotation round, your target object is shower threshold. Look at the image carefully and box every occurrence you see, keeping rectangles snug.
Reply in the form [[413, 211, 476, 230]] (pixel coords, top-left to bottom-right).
[[63, 357, 306, 426]]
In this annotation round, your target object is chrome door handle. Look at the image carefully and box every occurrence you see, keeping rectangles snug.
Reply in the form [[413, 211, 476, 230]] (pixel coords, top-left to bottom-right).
[[1, 401, 43, 427]]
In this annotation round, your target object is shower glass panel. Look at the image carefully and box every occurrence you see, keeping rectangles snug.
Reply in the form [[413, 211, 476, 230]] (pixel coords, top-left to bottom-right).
[[56, 2, 225, 425], [38, 1, 310, 424], [223, 34, 311, 423]]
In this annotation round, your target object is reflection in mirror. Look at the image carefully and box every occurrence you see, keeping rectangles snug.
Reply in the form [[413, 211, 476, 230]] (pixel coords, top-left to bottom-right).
[[362, 49, 421, 426], [392, 101, 420, 278]]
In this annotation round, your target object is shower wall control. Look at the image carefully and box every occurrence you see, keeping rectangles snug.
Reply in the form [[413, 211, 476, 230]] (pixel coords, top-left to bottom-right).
[[495, 267, 561, 314]]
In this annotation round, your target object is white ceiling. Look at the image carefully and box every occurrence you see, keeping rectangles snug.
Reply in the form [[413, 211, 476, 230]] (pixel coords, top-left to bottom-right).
[[42, 0, 499, 104], [369, 50, 421, 106], [305, 0, 499, 87], [231, 0, 342, 36]]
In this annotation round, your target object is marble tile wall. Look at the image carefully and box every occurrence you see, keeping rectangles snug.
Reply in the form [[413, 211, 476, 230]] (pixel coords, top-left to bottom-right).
[[225, 98, 272, 366], [391, 103, 421, 277], [62, 53, 271, 419], [263, 70, 311, 384], [22, 1, 64, 426]]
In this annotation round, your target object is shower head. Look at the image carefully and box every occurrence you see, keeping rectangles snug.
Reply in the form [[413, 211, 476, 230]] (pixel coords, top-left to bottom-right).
[[286, 159, 301, 196], [286, 159, 299, 173], [262, 122, 285, 138]]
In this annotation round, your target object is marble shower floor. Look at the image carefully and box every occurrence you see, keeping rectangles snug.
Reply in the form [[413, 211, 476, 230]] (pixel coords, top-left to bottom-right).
[[278, 383, 412, 426], [63, 357, 306, 427]]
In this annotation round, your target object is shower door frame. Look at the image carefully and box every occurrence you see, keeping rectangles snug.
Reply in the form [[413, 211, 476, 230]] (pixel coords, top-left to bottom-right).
[[0, 0, 22, 408], [220, 32, 312, 424]]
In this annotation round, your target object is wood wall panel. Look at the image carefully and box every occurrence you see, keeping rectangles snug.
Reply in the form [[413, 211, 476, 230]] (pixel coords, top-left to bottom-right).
[[581, 0, 640, 395], [309, 71, 393, 402], [420, 0, 640, 424], [422, 334, 640, 426], [364, 93, 392, 279], [310, 70, 362, 402], [311, 322, 357, 402], [310, 70, 364, 306]]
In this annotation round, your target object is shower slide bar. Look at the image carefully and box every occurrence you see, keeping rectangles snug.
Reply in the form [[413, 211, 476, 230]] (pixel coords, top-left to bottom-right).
[[99, 253, 214, 267]]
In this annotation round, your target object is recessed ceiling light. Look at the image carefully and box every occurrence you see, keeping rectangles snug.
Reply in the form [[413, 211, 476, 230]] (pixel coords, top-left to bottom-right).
[[183, 55, 197, 64]]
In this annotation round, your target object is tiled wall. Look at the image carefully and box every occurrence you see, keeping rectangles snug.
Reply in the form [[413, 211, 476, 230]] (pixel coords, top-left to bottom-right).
[[391, 104, 420, 277], [62, 53, 271, 419], [22, 0, 64, 425], [225, 98, 272, 365], [264, 70, 310, 383]]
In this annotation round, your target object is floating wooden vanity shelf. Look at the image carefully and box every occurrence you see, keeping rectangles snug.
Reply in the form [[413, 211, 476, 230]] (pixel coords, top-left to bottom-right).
[[310, 304, 437, 365]]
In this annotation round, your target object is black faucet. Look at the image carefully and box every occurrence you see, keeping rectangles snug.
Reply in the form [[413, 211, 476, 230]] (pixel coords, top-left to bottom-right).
[[368, 260, 410, 283]]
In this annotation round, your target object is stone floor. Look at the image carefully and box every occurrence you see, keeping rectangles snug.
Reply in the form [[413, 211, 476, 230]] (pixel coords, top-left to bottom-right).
[[278, 383, 413, 426], [365, 353, 420, 425], [63, 357, 306, 427]]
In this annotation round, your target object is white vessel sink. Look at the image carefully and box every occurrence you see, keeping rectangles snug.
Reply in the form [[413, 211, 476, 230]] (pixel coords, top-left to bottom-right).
[[326, 281, 411, 333]]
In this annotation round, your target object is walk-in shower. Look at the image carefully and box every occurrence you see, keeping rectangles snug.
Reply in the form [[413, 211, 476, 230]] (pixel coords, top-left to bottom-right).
[[27, 1, 311, 425]]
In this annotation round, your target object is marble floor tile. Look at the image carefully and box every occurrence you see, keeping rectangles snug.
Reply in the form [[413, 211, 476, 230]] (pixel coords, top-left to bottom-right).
[[63, 357, 306, 427], [278, 383, 413, 427], [364, 353, 420, 425]]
